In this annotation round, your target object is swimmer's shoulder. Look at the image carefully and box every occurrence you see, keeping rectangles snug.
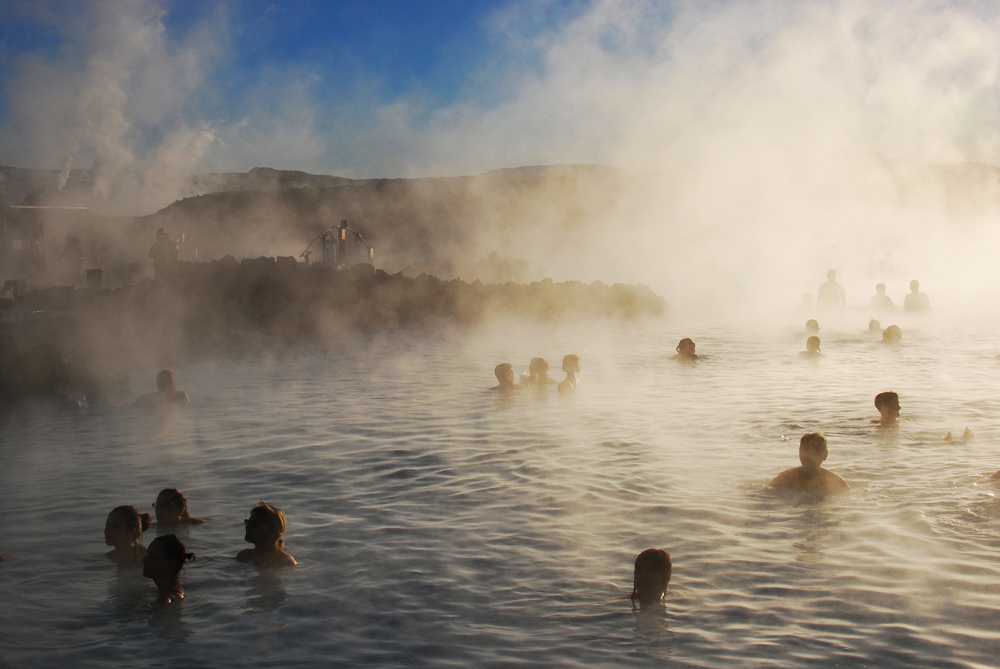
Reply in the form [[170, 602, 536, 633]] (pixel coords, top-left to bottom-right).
[[769, 467, 800, 488], [172, 391, 190, 404], [132, 392, 158, 408], [820, 469, 850, 493], [236, 548, 253, 563]]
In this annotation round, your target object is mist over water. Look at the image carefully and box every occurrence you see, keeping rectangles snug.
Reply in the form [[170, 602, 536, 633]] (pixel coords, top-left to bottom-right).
[[5, 1, 1000, 667], [3, 308, 1000, 667]]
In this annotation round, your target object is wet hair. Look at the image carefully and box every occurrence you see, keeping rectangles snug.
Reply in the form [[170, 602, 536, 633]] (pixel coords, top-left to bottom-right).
[[799, 432, 827, 453], [250, 502, 287, 548], [675, 339, 696, 355], [869, 319, 881, 334], [874, 391, 899, 411], [156, 488, 193, 521], [494, 363, 513, 382], [108, 505, 151, 543], [562, 354, 580, 370], [631, 548, 672, 602], [156, 369, 176, 392], [882, 325, 902, 343], [806, 336, 820, 352], [528, 357, 549, 377], [805, 319, 819, 331], [149, 534, 196, 575]]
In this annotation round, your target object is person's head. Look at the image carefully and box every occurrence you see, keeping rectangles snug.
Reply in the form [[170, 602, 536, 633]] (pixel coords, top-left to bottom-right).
[[244, 502, 287, 548], [874, 391, 900, 422], [805, 336, 820, 353], [676, 338, 696, 357], [632, 548, 672, 605], [805, 319, 819, 333], [154, 488, 191, 525], [157, 228, 168, 240], [827, 269, 836, 281], [528, 357, 549, 380], [869, 319, 881, 335], [875, 283, 886, 295], [798, 432, 828, 470], [105, 505, 151, 548], [142, 534, 195, 580], [562, 354, 581, 373], [910, 279, 919, 293], [882, 325, 902, 344], [494, 363, 514, 385], [156, 369, 177, 392]]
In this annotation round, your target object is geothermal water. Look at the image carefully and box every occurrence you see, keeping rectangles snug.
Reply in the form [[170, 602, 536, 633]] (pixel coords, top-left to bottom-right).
[[2, 303, 1000, 668]]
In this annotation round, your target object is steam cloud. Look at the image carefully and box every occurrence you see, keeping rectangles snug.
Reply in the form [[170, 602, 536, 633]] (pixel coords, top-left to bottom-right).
[[4, 0, 1000, 313]]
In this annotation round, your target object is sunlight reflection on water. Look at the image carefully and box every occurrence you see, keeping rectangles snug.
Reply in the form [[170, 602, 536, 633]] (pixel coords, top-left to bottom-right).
[[1, 304, 1000, 667]]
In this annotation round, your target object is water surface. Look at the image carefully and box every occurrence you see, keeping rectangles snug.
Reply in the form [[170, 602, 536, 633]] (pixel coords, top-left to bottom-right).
[[2, 305, 999, 668]]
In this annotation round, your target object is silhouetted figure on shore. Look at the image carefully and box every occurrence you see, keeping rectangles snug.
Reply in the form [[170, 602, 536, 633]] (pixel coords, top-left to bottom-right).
[[105, 505, 151, 564], [799, 336, 821, 358], [632, 548, 672, 607], [558, 354, 580, 394], [143, 534, 195, 607], [874, 391, 900, 426], [881, 325, 902, 344], [817, 269, 845, 309], [770, 432, 849, 495], [490, 363, 522, 393], [60, 235, 84, 285], [903, 279, 930, 313], [870, 284, 894, 314], [154, 489, 205, 528], [133, 369, 190, 409], [237, 502, 296, 567], [671, 338, 698, 362], [149, 228, 179, 280]]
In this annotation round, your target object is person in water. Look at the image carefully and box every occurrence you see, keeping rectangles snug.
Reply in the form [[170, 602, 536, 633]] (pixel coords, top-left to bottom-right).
[[881, 325, 902, 344], [672, 338, 698, 362], [817, 269, 846, 309], [557, 354, 581, 394], [799, 319, 820, 339], [142, 533, 195, 607], [874, 391, 900, 425], [632, 548, 672, 606], [490, 363, 522, 393], [133, 369, 190, 408], [770, 432, 850, 495], [868, 319, 882, 337], [870, 283, 894, 314], [237, 502, 296, 567], [903, 279, 930, 313], [799, 336, 821, 358], [105, 505, 151, 563], [526, 357, 557, 388], [154, 489, 205, 527]]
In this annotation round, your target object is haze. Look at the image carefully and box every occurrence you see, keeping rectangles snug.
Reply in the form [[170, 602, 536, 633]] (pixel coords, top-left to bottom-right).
[[3, 0, 1000, 315]]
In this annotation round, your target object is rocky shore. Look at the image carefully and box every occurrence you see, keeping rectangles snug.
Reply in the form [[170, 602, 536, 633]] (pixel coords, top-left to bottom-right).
[[0, 258, 666, 402]]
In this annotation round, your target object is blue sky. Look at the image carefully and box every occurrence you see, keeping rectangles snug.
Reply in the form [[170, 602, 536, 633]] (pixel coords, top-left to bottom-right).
[[0, 0, 596, 177], [1, 0, 999, 189]]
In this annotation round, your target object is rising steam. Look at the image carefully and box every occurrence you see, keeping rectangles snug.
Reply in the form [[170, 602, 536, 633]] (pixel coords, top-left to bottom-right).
[[3, 0, 1000, 314]]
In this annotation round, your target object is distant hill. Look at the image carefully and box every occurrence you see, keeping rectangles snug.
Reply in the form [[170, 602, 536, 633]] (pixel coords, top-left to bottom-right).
[[5, 155, 1000, 286]]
